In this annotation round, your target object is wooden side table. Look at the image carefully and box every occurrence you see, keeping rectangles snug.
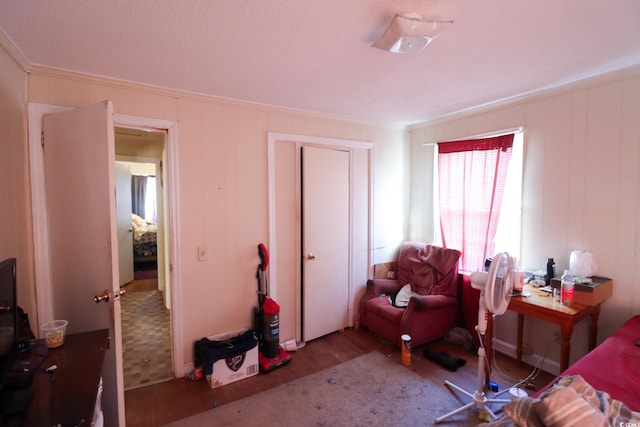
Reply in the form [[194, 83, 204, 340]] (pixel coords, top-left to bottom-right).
[[487, 278, 612, 374]]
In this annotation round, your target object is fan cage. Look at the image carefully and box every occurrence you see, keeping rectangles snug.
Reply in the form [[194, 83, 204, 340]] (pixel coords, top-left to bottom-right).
[[486, 252, 515, 315]]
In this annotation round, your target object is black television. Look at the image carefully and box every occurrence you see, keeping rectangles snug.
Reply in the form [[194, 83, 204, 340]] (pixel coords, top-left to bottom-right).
[[0, 257, 18, 366]]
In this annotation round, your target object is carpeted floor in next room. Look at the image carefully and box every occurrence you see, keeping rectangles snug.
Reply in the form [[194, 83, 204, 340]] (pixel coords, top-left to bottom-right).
[[121, 276, 172, 390]]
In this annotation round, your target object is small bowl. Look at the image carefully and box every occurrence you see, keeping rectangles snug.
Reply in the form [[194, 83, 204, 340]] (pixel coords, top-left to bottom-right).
[[40, 320, 68, 348]]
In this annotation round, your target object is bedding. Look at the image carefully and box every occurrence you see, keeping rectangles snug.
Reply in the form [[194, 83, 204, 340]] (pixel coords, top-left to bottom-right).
[[479, 314, 640, 426], [478, 375, 640, 427], [132, 213, 157, 259]]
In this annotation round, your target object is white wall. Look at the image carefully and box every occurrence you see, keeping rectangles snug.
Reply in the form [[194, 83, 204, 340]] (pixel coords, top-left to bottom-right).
[[0, 41, 37, 326], [26, 67, 408, 368], [410, 68, 640, 371]]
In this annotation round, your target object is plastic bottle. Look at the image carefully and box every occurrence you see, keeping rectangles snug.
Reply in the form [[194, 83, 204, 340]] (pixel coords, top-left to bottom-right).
[[546, 258, 555, 287], [387, 266, 396, 279], [560, 270, 575, 306]]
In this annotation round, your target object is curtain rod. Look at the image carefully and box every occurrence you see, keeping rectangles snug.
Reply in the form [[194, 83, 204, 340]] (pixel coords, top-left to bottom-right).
[[423, 126, 524, 146]]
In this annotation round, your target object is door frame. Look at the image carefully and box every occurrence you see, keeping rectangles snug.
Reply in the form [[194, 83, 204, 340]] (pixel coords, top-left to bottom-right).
[[267, 132, 374, 341], [27, 103, 184, 376]]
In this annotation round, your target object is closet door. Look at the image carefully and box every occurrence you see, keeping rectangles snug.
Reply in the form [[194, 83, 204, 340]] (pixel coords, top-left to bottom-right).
[[301, 145, 349, 341]]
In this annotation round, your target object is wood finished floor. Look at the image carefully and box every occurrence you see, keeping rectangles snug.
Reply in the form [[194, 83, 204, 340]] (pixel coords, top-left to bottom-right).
[[123, 278, 159, 293], [124, 327, 556, 427]]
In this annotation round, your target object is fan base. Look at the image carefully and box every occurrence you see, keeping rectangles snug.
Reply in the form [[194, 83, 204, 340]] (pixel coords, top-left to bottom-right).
[[435, 380, 510, 423]]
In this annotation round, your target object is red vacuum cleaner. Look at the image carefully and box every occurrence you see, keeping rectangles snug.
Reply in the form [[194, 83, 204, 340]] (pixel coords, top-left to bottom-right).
[[255, 243, 292, 372]]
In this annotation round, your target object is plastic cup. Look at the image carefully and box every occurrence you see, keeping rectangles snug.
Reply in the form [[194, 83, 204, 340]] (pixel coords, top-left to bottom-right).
[[513, 271, 525, 292], [40, 320, 68, 348]]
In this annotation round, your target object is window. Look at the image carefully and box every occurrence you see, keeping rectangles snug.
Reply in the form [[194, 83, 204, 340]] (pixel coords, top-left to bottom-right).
[[434, 130, 523, 271], [144, 176, 157, 223], [131, 174, 157, 223], [493, 132, 523, 263]]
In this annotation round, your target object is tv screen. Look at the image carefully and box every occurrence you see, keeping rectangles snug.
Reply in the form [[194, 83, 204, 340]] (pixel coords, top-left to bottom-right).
[[0, 257, 17, 364]]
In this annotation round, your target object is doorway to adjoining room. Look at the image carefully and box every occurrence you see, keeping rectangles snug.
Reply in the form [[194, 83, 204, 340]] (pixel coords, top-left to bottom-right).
[[116, 128, 173, 390]]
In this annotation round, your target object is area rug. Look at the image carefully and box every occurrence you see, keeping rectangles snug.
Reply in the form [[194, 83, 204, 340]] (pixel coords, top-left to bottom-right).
[[164, 352, 487, 426]]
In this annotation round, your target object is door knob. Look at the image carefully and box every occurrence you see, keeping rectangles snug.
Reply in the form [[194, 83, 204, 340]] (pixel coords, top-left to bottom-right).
[[94, 288, 127, 303], [305, 253, 316, 260], [94, 290, 111, 303], [115, 288, 127, 300]]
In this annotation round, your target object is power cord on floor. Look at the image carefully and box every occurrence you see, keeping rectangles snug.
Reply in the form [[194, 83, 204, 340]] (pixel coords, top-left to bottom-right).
[[489, 327, 556, 397]]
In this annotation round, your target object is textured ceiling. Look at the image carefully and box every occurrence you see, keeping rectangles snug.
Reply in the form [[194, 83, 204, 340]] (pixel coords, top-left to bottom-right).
[[2, 0, 640, 126]]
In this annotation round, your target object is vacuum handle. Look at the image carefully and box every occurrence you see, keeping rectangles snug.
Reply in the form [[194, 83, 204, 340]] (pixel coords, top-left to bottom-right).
[[258, 243, 269, 271]]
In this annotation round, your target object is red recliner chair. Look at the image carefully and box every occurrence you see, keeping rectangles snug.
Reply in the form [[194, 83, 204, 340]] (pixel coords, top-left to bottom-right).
[[360, 242, 461, 348]]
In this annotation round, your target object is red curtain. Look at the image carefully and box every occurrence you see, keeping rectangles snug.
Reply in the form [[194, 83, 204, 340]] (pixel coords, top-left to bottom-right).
[[438, 134, 514, 271]]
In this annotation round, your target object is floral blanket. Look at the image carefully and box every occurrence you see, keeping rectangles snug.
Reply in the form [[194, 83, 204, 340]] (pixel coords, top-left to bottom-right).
[[132, 213, 157, 257]]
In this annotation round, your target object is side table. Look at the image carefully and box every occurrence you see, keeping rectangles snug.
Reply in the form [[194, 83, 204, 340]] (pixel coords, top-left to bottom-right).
[[487, 278, 612, 374]]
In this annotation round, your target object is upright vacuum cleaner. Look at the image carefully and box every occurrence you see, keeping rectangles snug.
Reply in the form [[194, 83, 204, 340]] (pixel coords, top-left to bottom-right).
[[255, 243, 292, 372]]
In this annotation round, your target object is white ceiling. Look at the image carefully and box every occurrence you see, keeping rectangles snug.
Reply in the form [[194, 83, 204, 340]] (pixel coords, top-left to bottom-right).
[[2, 0, 640, 126]]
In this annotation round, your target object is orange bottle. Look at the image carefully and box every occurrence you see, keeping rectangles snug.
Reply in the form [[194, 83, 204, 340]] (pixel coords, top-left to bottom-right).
[[401, 334, 411, 366]]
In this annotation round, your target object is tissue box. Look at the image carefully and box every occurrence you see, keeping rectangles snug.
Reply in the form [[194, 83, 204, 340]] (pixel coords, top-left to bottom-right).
[[205, 329, 259, 389]]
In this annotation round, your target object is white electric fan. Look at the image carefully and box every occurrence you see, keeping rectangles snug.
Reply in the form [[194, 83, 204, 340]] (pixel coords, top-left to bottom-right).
[[436, 252, 516, 423]]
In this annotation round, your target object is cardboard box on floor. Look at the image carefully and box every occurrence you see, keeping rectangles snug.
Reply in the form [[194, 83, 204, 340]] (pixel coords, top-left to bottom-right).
[[205, 329, 259, 389]]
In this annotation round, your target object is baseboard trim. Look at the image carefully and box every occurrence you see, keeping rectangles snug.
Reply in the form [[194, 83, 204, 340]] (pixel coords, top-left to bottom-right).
[[492, 338, 560, 376]]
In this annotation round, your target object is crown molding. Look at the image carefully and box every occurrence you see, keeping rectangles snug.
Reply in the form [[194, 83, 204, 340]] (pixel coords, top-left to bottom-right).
[[29, 64, 407, 131], [0, 27, 29, 72], [410, 64, 640, 130]]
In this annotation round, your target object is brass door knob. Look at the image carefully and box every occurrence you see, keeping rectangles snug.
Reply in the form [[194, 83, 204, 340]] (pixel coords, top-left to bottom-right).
[[94, 288, 127, 303], [94, 290, 111, 303]]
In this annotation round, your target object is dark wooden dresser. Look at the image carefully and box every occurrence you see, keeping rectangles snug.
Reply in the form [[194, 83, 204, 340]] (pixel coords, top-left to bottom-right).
[[13, 329, 108, 426]]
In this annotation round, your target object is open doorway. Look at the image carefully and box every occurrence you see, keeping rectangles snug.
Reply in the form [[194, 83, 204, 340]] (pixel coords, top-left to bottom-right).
[[28, 103, 184, 422], [115, 127, 173, 390]]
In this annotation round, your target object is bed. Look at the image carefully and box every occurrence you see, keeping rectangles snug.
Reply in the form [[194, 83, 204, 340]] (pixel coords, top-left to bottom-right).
[[131, 213, 157, 264], [480, 314, 640, 426]]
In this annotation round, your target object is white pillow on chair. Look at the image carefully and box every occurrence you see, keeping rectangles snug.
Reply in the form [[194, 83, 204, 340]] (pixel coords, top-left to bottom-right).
[[394, 284, 414, 308]]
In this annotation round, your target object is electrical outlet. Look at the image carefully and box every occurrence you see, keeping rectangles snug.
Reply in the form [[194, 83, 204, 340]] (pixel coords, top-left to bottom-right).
[[522, 343, 533, 355]]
